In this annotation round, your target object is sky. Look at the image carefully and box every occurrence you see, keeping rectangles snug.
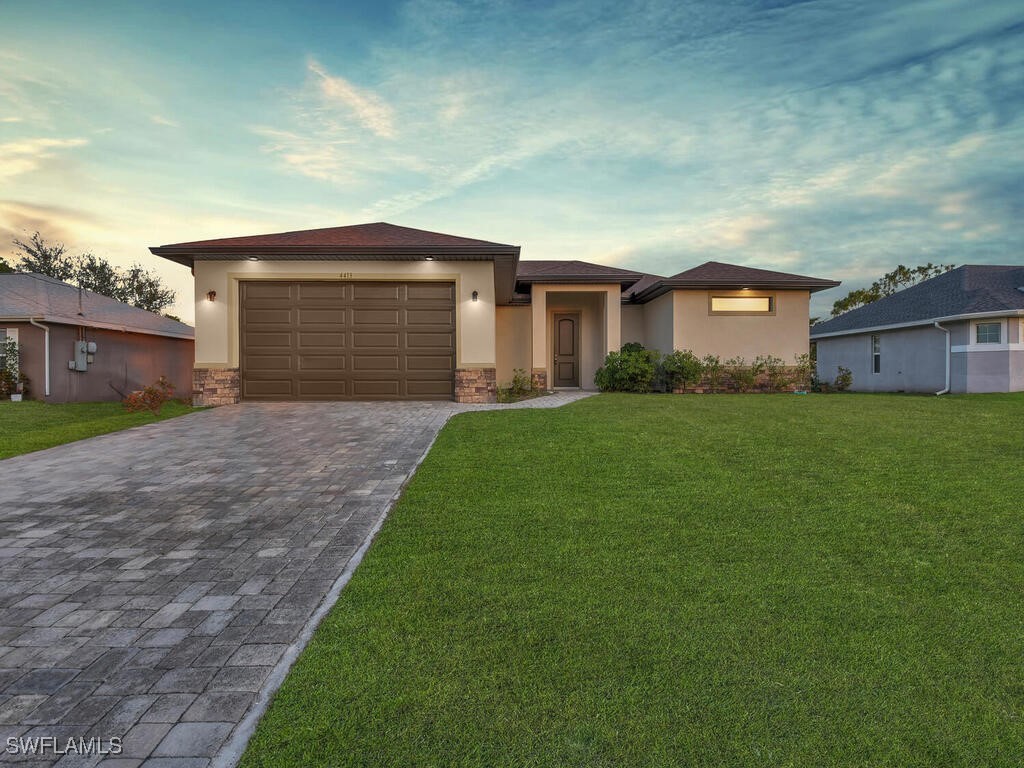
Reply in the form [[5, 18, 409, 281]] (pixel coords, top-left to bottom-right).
[[1, 0, 1022, 323]]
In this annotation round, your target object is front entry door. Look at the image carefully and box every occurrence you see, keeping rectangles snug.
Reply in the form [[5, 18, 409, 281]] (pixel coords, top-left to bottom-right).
[[553, 314, 580, 387]]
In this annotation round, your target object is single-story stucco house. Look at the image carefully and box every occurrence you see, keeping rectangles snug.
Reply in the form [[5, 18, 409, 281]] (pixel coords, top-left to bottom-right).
[[150, 222, 839, 404], [811, 264, 1024, 394], [0, 273, 195, 402]]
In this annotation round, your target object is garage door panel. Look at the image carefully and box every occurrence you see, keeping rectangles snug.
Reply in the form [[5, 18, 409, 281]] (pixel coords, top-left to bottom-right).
[[353, 332, 400, 348], [406, 332, 454, 349], [352, 355, 400, 371], [241, 280, 454, 401], [244, 283, 294, 300], [352, 283, 401, 301], [406, 283, 455, 301], [353, 309, 400, 326], [298, 308, 346, 325], [298, 283, 349, 300], [244, 355, 293, 371], [298, 332, 346, 348], [245, 308, 293, 324], [244, 332, 292, 348], [406, 309, 454, 326], [352, 380, 401, 396], [298, 355, 347, 371], [243, 379, 293, 397], [406, 355, 455, 371]]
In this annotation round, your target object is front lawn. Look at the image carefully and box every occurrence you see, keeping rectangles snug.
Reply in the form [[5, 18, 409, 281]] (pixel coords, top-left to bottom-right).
[[0, 400, 195, 459], [242, 393, 1024, 767]]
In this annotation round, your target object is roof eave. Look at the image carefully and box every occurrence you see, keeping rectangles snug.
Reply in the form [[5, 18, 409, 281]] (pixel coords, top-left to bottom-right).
[[0, 314, 195, 339], [631, 279, 841, 303], [811, 309, 1024, 339]]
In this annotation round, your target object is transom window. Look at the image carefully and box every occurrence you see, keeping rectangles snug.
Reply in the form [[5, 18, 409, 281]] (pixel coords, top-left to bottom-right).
[[709, 295, 774, 314], [871, 334, 881, 374], [975, 322, 1001, 344]]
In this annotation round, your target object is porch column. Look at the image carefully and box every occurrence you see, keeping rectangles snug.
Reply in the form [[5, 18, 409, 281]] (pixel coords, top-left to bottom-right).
[[605, 286, 621, 353], [531, 285, 549, 390]]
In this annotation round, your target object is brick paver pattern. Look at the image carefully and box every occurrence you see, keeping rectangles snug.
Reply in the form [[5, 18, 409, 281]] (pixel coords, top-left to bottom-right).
[[0, 392, 592, 767]]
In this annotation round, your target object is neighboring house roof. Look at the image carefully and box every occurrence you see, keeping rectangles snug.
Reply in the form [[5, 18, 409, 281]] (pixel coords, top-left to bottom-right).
[[811, 265, 1024, 338], [151, 222, 522, 304], [0, 273, 195, 339], [515, 260, 647, 288], [627, 261, 840, 301]]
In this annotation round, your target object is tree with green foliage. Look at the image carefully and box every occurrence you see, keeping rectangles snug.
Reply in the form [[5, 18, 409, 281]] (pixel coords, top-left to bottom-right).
[[831, 263, 955, 317], [11, 232, 176, 314], [0, 257, 14, 273]]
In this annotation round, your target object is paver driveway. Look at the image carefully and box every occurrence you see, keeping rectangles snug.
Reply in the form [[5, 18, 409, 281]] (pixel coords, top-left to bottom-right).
[[0, 394, 592, 767]]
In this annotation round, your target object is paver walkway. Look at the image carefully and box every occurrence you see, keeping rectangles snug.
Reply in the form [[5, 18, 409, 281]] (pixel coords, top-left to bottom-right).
[[0, 392, 593, 766]]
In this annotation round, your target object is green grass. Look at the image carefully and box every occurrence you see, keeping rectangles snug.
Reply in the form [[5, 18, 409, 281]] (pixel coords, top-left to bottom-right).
[[0, 400, 195, 459], [242, 393, 1024, 767]]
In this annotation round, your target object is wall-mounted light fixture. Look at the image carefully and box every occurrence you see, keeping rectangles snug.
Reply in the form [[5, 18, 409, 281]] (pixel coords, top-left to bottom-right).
[[425, 255, 435, 261], [207, 290, 217, 302], [247, 256, 259, 262], [472, 290, 479, 302]]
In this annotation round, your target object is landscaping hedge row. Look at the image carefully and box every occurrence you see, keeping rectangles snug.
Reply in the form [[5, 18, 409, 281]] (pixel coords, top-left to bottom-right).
[[595, 343, 850, 394]]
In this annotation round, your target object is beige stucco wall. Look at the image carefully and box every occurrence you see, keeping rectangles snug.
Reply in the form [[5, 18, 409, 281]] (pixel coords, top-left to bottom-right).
[[643, 292, 674, 354], [495, 306, 532, 385], [621, 304, 645, 346], [674, 289, 810, 361], [192, 259, 497, 369]]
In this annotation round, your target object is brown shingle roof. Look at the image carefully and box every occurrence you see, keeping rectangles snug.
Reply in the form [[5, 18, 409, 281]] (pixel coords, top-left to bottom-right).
[[0, 273, 194, 338], [515, 260, 646, 288], [155, 222, 515, 250], [669, 261, 840, 288]]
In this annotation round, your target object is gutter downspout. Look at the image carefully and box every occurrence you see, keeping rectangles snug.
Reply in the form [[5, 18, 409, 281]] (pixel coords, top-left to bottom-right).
[[934, 321, 950, 396], [28, 318, 51, 397]]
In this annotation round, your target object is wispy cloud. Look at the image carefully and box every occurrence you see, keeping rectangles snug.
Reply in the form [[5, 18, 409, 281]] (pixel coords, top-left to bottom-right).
[[307, 58, 395, 138], [150, 114, 179, 127], [0, 137, 87, 179]]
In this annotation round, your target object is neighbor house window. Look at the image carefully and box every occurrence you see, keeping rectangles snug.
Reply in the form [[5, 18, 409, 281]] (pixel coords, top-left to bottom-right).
[[871, 335, 881, 374], [976, 322, 1001, 344], [709, 295, 774, 314]]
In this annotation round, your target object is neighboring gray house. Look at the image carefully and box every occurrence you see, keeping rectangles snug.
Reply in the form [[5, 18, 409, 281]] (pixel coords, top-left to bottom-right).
[[811, 265, 1024, 394], [1, 273, 194, 403]]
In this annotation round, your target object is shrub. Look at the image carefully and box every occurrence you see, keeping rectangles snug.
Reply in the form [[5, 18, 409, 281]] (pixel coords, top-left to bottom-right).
[[595, 344, 659, 393], [660, 350, 703, 392], [124, 376, 174, 414], [755, 354, 788, 392], [792, 353, 813, 391], [701, 354, 724, 393], [0, 336, 18, 398], [834, 366, 853, 392], [724, 356, 764, 393], [497, 368, 538, 403]]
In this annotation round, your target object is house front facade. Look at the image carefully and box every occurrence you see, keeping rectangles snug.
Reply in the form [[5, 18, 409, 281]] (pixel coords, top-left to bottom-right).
[[151, 223, 838, 405], [812, 265, 1024, 394]]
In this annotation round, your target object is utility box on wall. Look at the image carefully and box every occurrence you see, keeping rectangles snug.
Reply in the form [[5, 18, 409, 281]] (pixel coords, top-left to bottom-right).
[[69, 341, 96, 371]]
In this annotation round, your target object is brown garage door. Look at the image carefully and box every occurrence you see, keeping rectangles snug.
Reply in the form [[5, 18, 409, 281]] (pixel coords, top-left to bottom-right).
[[240, 281, 455, 400]]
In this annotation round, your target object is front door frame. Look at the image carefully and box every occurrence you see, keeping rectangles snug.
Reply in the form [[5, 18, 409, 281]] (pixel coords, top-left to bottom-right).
[[552, 312, 581, 388]]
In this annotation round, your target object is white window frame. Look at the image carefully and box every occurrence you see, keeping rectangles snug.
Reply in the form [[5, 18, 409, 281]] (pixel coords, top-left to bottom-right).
[[975, 321, 1002, 344], [871, 334, 880, 374]]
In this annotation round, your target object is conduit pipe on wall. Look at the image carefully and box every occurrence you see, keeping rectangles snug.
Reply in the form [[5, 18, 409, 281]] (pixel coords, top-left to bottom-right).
[[934, 321, 950, 396], [28, 318, 51, 397]]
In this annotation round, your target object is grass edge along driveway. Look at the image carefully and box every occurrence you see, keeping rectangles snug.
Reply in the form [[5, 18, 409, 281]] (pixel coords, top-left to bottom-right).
[[0, 400, 195, 459], [240, 392, 1024, 768]]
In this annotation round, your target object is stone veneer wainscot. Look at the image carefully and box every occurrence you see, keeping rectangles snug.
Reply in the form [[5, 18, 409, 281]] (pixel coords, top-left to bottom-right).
[[193, 368, 240, 406], [454, 368, 497, 403]]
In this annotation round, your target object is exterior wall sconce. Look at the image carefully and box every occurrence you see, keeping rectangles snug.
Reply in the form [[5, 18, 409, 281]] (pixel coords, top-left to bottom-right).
[[207, 290, 217, 302], [425, 256, 435, 261], [472, 290, 479, 302], [247, 256, 259, 262]]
